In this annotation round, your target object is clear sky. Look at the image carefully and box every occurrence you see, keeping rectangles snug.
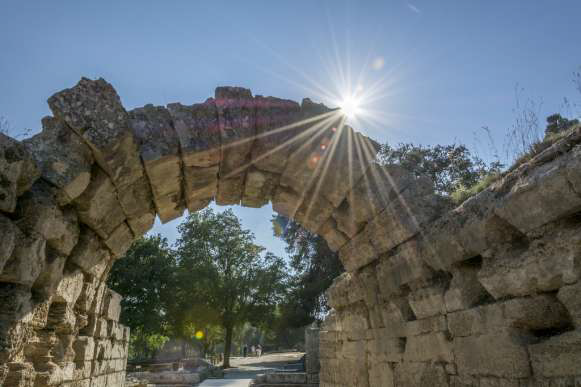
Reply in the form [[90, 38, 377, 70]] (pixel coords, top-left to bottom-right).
[[2, 1, 580, 256]]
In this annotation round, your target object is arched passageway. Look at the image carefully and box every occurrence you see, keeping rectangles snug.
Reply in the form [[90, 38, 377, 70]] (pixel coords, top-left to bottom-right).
[[1, 78, 581, 386]]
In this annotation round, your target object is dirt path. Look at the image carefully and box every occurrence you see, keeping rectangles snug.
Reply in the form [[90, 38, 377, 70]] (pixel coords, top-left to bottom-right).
[[199, 352, 304, 387]]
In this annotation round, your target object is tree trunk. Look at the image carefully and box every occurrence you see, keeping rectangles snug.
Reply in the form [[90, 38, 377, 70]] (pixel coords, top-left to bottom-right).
[[222, 323, 234, 368]]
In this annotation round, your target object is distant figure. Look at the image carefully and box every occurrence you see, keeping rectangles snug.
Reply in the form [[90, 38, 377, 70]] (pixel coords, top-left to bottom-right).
[[243, 345, 248, 357], [256, 344, 262, 357], [251, 345, 256, 356]]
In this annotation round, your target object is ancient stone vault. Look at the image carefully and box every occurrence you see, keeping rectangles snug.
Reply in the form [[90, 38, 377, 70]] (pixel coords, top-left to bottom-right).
[[1, 77, 581, 386]]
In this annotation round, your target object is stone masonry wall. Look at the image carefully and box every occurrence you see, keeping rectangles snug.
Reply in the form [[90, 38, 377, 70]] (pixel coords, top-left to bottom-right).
[[321, 127, 581, 386], [2, 77, 581, 386]]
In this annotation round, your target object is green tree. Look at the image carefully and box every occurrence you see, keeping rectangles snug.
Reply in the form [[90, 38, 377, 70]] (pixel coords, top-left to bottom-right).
[[273, 215, 343, 329], [175, 208, 287, 368], [378, 142, 503, 196], [107, 235, 176, 359]]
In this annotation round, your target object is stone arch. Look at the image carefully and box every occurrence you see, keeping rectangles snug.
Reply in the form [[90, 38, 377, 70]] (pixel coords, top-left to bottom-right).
[[1, 77, 581, 386]]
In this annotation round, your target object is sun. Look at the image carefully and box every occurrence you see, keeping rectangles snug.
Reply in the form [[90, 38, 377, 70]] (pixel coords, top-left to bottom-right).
[[339, 94, 362, 119]]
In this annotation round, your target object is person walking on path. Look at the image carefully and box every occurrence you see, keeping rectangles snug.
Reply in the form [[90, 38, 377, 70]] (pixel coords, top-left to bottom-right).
[[256, 344, 262, 357], [250, 345, 255, 356], [243, 345, 248, 358]]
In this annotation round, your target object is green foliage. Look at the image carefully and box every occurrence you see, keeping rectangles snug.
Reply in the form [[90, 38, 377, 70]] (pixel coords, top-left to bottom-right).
[[108, 235, 176, 336], [174, 208, 288, 367], [450, 172, 502, 204], [378, 142, 503, 196], [271, 215, 343, 349]]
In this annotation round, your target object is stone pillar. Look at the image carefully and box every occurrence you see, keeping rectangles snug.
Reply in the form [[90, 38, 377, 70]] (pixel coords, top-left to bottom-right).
[[305, 323, 320, 384]]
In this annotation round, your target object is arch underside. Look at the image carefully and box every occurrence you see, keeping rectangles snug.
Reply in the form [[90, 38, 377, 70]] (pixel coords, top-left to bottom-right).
[[1, 77, 581, 386]]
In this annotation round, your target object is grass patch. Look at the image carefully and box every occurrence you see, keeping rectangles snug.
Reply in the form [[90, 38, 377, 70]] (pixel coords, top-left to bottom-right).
[[451, 172, 502, 204]]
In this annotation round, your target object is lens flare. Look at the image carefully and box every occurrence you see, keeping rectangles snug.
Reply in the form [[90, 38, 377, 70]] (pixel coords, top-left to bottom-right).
[[194, 331, 204, 340], [339, 95, 362, 119]]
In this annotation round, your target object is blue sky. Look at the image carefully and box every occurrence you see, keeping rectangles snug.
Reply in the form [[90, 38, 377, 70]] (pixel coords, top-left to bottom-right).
[[1, 1, 580, 256]]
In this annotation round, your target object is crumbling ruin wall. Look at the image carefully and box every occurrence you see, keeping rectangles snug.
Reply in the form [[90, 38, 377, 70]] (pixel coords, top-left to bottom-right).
[[321, 128, 581, 386], [1, 77, 581, 386]]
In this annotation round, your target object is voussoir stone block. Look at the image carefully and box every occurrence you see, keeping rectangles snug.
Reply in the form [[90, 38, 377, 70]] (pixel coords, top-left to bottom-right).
[[242, 168, 278, 208], [339, 226, 377, 272], [24, 116, 94, 205], [348, 164, 416, 225], [16, 180, 80, 256], [0, 133, 40, 213], [103, 222, 133, 258], [73, 168, 125, 239], [69, 228, 111, 278], [319, 217, 349, 252], [252, 96, 301, 173], [314, 128, 380, 208], [168, 100, 220, 210], [279, 99, 338, 194], [215, 86, 256, 205], [48, 77, 143, 193], [0, 214, 18, 274], [0, 230, 46, 287], [368, 178, 444, 256], [54, 269, 84, 306], [129, 104, 181, 224]]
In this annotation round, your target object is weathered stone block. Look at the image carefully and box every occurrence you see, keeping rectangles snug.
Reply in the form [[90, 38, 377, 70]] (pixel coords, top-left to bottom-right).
[[528, 330, 581, 378], [33, 247, 67, 298], [347, 164, 416, 225], [445, 264, 490, 312], [319, 217, 349, 252], [73, 168, 125, 239], [368, 179, 443, 255], [47, 302, 77, 334], [312, 128, 380, 208], [251, 96, 301, 172], [54, 270, 84, 305], [366, 331, 405, 362], [495, 155, 581, 233], [101, 288, 122, 322], [168, 99, 221, 168], [408, 284, 447, 319], [24, 116, 93, 205], [272, 185, 302, 218], [405, 315, 447, 337], [129, 104, 181, 224], [69, 228, 111, 277], [448, 295, 568, 338], [115, 175, 155, 234], [379, 297, 414, 336], [103, 222, 133, 258], [16, 181, 80, 256], [404, 331, 454, 362], [242, 168, 278, 208], [367, 361, 395, 387], [294, 187, 337, 234], [0, 133, 40, 213], [453, 329, 534, 378], [557, 282, 581, 327], [0, 214, 18, 274], [376, 240, 435, 298], [48, 77, 144, 194], [478, 223, 581, 299], [0, 231, 46, 286], [339, 227, 377, 272], [215, 86, 256, 205]]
